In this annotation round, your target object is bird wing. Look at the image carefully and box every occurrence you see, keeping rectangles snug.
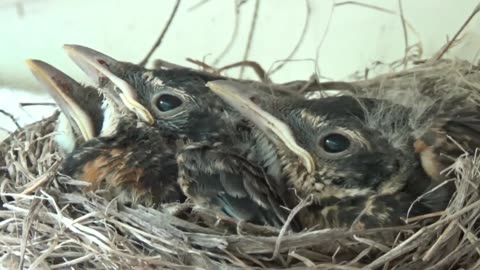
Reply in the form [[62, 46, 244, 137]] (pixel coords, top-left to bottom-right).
[[415, 102, 480, 182], [301, 191, 441, 230], [443, 108, 480, 151], [177, 142, 290, 228]]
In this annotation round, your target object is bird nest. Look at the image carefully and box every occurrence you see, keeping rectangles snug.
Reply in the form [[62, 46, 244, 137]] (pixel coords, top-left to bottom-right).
[[1, 59, 480, 270]]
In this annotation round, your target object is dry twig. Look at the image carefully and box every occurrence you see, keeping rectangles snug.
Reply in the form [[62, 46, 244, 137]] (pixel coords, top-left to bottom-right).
[[431, 2, 480, 61], [239, 0, 260, 79], [139, 0, 181, 67], [0, 109, 21, 130]]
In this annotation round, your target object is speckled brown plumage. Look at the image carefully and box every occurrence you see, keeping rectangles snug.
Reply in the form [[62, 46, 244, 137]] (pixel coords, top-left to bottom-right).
[[208, 80, 480, 230], [61, 120, 183, 206]]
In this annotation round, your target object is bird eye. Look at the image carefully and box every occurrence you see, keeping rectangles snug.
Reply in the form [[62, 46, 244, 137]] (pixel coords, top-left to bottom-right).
[[321, 133, 351, 153], [156, 94, 183, 112]]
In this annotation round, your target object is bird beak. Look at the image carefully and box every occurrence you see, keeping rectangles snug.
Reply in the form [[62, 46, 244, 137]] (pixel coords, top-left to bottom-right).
[[26, 59, 96, 141], [63, 44, 154, 125], [207, 80, 315, 173]]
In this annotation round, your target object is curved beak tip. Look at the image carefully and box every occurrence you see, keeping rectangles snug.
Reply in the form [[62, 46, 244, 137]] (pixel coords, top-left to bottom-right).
[[25, 59, 42, 71], [63, 44, 79, 52], [205, 81, 223, 94], [62, 44, 76, 55], [25, 58, 35, 66], [63, 44, 97, 62]]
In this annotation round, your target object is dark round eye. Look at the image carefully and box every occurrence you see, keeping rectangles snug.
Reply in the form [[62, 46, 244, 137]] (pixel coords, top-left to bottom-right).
[[322, 133, 351, 153], [156, 94, 183, 112]]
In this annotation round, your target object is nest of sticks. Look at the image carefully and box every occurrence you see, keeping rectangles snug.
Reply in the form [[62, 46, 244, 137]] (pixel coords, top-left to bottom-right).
[[1, 59, 480, 270]]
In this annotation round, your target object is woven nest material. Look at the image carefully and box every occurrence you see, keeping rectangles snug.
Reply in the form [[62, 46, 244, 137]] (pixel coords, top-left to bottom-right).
[[1, 59, 480, 270]]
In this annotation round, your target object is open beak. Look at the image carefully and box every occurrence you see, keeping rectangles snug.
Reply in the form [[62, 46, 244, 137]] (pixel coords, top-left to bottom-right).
[[26, 59, 96, 141], [63, 44, 154, 125], [207, 80, 315, 173]]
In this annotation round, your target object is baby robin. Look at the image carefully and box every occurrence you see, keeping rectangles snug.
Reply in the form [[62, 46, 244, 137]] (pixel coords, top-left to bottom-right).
[[204, 80, 478, 229], [26, 60, 184, 206]]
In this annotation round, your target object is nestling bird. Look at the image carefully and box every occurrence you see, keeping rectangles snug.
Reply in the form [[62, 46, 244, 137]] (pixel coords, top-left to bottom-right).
[[59, 44, 299, 225], [26, 59, 184, 206], [207, 80, 480, 229]]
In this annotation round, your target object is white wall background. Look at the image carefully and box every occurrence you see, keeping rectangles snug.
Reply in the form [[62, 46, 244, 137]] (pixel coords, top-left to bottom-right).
[[1, 0, 480, 140]]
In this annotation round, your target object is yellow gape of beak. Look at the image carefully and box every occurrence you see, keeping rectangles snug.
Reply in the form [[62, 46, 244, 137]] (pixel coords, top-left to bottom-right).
[[207, 80, 315, 173], [26, 59, 96, 141], [63, 44, 154, 125]]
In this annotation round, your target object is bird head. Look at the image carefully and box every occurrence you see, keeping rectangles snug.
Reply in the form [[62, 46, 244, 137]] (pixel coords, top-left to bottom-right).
[[26, 59, 107, 153], [208, 80, 422, 202], [26, 59, 184, 206], [63, 44, 284, 142]]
